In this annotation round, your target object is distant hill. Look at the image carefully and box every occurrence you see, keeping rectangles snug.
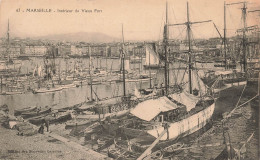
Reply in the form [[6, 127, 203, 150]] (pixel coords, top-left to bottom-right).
[[34, 32, 120, 43]]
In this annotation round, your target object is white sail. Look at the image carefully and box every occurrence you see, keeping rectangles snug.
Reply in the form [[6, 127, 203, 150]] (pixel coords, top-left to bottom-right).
[[145, 45, 160, 65], [125, 59, 130, 72], [33, 66, 37, 77], [134, 87, 142, 98], [38, 66, 42, 77]]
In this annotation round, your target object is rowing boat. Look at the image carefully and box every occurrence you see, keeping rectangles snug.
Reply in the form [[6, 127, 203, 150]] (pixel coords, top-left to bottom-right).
[[14, 106, 37, 116], [21, 107, 52, 119], [29, 112, 72, 125]]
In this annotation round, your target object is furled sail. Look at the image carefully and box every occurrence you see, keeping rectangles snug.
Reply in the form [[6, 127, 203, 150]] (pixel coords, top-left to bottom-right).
[[145, 45, 160, 65]]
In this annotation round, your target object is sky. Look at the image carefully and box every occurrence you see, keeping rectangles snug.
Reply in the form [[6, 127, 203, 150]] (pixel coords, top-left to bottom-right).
[[0, 0, 259, 41]]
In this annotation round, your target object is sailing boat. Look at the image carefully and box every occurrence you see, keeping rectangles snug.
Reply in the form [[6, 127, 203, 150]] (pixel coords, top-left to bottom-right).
[[118, 3, 215, 158], [130, 48, 142, 64], [0, 20, 20, 73], [32, 45, 63, 94], [143, 44, 164, 69], [77, 25, 135, 122], [202, 2, 248, 93]]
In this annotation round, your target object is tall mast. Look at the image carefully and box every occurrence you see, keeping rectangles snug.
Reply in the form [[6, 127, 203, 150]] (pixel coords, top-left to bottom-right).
[[242, 2, 247, 72], [121, 24, 126, 97], [186, 2, 192, 94], [6, 19, 10, 60], [224, 1, 227, 69], [89, 46, 93, 101], [164, 1, 169, 95], [7, 19, 10, 44], [105, 46, 108, 72], [149, 45, 152, 88]]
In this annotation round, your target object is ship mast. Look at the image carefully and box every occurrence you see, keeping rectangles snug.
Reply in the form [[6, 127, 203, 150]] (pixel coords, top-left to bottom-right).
[[164, 1, 169, 95], [121, 24, 126, 97], [186, 2, 192, 94], [242, 2, 247, 73], [89, 45, 93, 101], [149, 44, 152, 89], [6, 19, 10, 60], [168, 2, 211, 94], [224, 1, 227, 70], [7, 19, 10, 45]]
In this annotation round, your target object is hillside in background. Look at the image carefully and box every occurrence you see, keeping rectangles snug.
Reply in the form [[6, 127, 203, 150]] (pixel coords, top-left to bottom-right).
[[34, 32, 120, 43]]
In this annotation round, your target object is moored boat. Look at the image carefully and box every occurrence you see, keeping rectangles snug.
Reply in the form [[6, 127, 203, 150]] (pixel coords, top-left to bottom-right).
[[202, 70, 247, 93], [32, 86, 63, 94], [28, 111, 72, 125], [14, 106, 37, 116], [65, 119, 93, 128], [21, 107, 52, 118]]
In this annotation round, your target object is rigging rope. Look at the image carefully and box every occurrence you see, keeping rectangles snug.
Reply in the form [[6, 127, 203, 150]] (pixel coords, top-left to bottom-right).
[[222, 83, 247, 122], [180, 65, 188, 85]]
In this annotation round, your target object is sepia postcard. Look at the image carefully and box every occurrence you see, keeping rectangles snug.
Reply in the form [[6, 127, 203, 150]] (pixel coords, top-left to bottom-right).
[[0, 0, 259, 159]]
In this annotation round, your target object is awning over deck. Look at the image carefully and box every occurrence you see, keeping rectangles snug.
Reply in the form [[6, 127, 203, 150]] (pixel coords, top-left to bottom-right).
[[168, 91, 200, 112], [130, 96, 178, 121]]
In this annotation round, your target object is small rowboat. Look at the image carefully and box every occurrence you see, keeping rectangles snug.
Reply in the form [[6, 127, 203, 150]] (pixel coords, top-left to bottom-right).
[[29, 112, 72, 125], [32, 86, 63, 94], [21, 107, 51, 119], [14, 106, 38, 116], [5, 91, 24, 95], [65, 119, 92, 128]]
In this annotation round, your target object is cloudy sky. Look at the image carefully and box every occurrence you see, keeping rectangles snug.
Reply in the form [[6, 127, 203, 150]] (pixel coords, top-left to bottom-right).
[[0, 0, 259, 41]]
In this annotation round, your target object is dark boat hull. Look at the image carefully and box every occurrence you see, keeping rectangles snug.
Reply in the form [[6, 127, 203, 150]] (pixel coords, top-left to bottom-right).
[[143, 64, 164, 69], [21, 108, 52, 119], [14, 107, 37, 116], [29, 113, 72, 125]]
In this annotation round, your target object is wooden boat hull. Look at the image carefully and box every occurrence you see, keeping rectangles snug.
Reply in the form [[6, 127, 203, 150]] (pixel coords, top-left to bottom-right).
[[29, 113, 72, 125], [122, 102, 215, 141], [21, 108, 52, 119], [33, 87, 63, 94], [5, 91, 24, 95], [61, 84, 76, 89], [214, 81, 247, 93], [143, 65, 164, 69], [65, 119, 92, 128], [77, 109, 130, 120], [148, 102, 215, 140], [14, 107, 37, 116]]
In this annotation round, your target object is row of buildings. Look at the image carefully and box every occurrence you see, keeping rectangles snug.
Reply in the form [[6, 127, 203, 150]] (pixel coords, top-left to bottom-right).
[[0, 33, 259, 59]]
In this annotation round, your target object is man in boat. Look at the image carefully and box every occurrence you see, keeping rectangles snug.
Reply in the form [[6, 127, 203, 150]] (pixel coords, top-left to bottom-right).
[[44, 118, 50, 132], [163, 122, 170, 140], [113, 138, 117, 146], [38, 124, 44, 134], [127, 139, 132, 151]]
